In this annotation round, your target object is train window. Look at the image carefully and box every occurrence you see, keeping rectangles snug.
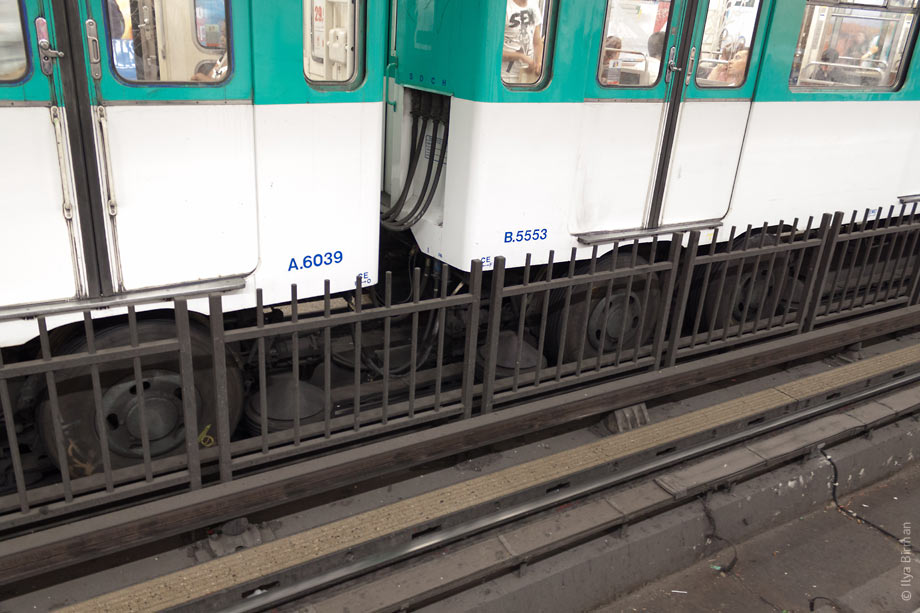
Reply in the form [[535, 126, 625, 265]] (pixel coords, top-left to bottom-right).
[[304, 0, 362, 85], [695, 0, 762, 88], [596, 0, 671, 88], [502, 0, 553, 87], [106, 0, 230, 84], [789, 2, 919, 90], [194, 0, 226, 49], [0, 0, 28, 83]]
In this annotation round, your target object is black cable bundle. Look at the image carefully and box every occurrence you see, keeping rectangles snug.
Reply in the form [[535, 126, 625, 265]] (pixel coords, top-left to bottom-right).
[[381, 91, 451, 231]]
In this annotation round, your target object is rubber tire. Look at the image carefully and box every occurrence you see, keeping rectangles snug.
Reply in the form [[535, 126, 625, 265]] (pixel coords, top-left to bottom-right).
[[701, 232, 804, 332], [544, 253, 661, 365], [36, 319, 244, 478]]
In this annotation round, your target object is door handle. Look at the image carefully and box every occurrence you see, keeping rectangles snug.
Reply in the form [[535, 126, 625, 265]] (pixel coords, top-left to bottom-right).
[[35, 17, 64, 76], [86, 19, 102, 80], [665, 46, 678, 83]]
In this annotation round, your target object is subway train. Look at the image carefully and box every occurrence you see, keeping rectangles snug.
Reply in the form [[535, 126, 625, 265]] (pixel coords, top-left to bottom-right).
[[1, 0, 919, 474]]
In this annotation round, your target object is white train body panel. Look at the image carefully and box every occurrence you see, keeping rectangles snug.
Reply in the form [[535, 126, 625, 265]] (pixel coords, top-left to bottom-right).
[[103, 104, 260, 291], [252, 102, 382, 304], [0, 107, 83, 307], [0, 102, 382, 347], [724, 100, 920, 230]]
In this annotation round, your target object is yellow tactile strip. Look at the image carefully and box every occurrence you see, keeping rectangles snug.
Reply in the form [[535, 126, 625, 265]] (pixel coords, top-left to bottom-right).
[[57, 343, 920, 612]]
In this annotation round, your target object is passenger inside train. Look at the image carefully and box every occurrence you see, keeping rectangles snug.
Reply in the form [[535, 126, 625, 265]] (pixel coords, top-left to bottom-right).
[[502, 0, 546, 85]]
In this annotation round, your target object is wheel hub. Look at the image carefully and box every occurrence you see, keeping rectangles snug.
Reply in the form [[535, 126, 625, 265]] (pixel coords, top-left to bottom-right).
[[587, 291, 641, 351], [100, 370, 191, 459]]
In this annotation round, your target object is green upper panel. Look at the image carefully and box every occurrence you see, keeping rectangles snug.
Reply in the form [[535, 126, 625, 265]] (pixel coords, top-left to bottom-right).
[[394, 0, 920, 104], [85, 0, 252, 102], [0, 0, 52, 103], [251, 0, 386, 104]]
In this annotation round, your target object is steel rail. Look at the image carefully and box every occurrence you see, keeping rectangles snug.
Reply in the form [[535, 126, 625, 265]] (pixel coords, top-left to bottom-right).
[[227, 371, 920, 613]]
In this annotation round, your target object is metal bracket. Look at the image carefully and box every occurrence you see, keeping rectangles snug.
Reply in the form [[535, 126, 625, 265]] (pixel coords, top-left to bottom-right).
[[95, 106, 118, 216], [35, 17, 64, 77], [86, 19, 102, 80], [685, 47, 696, 86], [49, 107, 74, 220]]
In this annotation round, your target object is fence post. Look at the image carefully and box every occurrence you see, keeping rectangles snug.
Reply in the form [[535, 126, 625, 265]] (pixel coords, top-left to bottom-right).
[[461, 259, 484, 419], [652, 234, 683, 369], [174, 299, 202, 490], [800, 212, 843, 333], [482, 256, 506, 414], [665, 231, 700, 367], [208, 294, 232, 484]]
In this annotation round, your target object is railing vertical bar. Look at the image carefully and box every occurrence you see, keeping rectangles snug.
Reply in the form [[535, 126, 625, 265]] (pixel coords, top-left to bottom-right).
[[38, 317, 72, 501], [595, 243, 619, 371], [534, 251, 554, 388], [555, 249, 578, 380], [736, 224, 769, 337], [208, 295, 232, 483], [652, 234, 683, 368], [873, 205, 908, 305], [720, 226, 752, 343], [752, 222, 782, 332], [893, 226, 920, 302], [434, 266, 449, 411], [512, 254, 532, 392], [801, 212, 842, 332], [290, 285, 301, 445], [704, 226, 736, 344], [765, 219, 798, 330], [781, 217, 813, 326], [825, 213, 857, 315], [83, 312, 114, 492], [483, 256, 506, 413], [461, 260, 484, 419], [689, 229, 718, 347], [859, 207, 895, 309], [633, 235, 658, 366], [847, 210, 880, 311], [256, 289, 268, 454], [575, 247, 598, 376], [666, 231, 699, 367], [836, 210, 871, 314], [879, 216, 910, 304], [353, 277, 363, 431], [174, 300, 201, 490], [614, 244, 639, 368], [323, 281, 333, 438], [0, 349, 29, 512], [127, 306, 153, 482], [408, 267, 421, 419], [382, 273, 392, 423]]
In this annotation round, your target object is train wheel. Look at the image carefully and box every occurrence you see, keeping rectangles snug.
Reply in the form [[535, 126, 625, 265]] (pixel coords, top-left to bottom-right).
[[545, 254, 660, 365], [36, 319, 244, 478], [702, 233, 804, 331]]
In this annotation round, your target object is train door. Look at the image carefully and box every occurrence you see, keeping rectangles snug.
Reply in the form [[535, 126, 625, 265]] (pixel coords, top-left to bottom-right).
[[0, 0, 93, 309], [653, 0, 771, 228], [75, 0, 258, 292]]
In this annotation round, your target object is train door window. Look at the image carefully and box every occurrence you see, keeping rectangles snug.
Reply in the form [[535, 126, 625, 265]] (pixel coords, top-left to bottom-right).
[[695, 0, 762, 87], [106, 0, 230, 84], [789, 1, 919, 89], [596, 0, 672, 88], [502, 0, 553, 87], [0, 0, 28, 82], [304, 0, 363, 85]]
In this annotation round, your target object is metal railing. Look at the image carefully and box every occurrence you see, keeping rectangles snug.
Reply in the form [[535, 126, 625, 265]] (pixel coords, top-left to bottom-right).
[[2, 207, 919, 530]]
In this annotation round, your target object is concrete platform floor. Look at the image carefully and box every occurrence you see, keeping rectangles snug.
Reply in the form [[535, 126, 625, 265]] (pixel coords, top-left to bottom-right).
[[597, 460, 920, 613]]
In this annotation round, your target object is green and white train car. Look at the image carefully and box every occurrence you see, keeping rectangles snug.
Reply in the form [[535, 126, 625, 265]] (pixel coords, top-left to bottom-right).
[[1, 0, 918, 339]]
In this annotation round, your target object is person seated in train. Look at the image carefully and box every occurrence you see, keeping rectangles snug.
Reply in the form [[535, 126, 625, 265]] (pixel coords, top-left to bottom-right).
[[502, 0, 544, 84], [647, 31, 666, 81], [812, 49, 845, 83], [598, 36, 622, 85], [706, 49, 749, 85]]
